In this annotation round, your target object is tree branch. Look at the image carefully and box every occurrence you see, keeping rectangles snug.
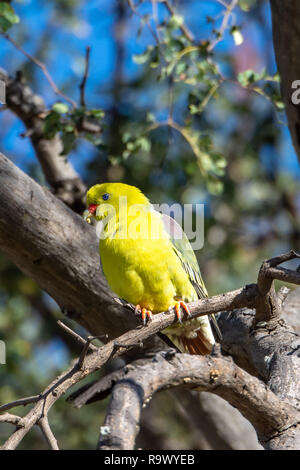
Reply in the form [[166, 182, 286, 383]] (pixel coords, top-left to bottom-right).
[[161, 0, 195, 43], [270, 0, 300, 164], [69, 359, 262, 449], [0, 395, 41, 413], [97, 353, 300, 450], [38, 417, 59, 450], [0, 413, 25, 427], [255, 250, 300, 324], [208, 0, 239, 51], [79, 46, 91, 109]]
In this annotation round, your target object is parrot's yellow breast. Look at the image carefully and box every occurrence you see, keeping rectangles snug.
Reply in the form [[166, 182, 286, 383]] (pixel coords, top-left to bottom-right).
[[99, 219, 196, 313]]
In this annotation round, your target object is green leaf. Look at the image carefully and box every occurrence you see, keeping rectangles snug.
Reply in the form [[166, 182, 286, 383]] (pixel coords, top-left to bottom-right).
[[238, 0, 257, 12], [122, 150, 130, 159], [146, 112, 156, 123], [0, 16, 10, 32], [237, 69, 258, 87], [137, 136, 151, 153], [89, 108, 105, 119], [126, 141, 135, 151], [64, 124, 75, 133], [206, 176, 224, 195], [189, 104, 199, 115], [133, 46, 154, 65], [274, 99, 285, 110], [60, 130, 76, 155], [43, 111, 61, 139], [122, 132, 132, 143], [168, 15, 184, 30], [52, 102, 69, 114], [84, 133, 103, 146], [0, 3, 19, 32]]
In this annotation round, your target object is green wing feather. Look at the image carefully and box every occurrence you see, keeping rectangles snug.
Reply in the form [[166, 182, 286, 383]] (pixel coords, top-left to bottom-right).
[[160, 213, 222, 341]]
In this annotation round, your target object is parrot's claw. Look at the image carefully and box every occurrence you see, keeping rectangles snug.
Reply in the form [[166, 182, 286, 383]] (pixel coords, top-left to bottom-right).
[[135, 305, 153, 326], [174, 301, 191, 323]]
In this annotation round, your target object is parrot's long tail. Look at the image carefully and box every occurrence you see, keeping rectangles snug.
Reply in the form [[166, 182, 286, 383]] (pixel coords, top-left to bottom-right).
[[178, 329, 213, 355], [165, 315, 215, 356]]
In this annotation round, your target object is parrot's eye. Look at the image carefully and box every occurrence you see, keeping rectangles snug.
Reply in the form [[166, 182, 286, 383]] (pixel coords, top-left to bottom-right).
[[102, 193, 110, 201]]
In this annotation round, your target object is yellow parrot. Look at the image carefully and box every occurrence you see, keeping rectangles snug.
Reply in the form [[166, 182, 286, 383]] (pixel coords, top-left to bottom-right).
[[84, 182, 220, 355]]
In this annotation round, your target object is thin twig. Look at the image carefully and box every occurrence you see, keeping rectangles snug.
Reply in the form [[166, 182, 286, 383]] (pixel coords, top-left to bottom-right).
[[161, 0, 195, 42], [78, 336, 94, 368], [78, 335, 108, 368], [127, 0, 161, 44], [2, 33, 77, 108], [113, 341, 143, 350], [57, 320, 98, 352], [208, 0, 239, 51], [0, 395, 41, 413], [79, 46, 91, 109]]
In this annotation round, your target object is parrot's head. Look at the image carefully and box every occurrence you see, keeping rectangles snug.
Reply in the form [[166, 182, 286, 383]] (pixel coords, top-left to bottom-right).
[[84, 182, 150, 224]]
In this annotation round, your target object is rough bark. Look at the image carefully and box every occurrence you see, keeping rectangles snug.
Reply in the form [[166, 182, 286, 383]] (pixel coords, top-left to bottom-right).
[[69, 358, 263, 450], [270, 0, 300, 163], [218, 307, 300, 411], [97, 353, 300, 450], [281, 286, 300, 335]]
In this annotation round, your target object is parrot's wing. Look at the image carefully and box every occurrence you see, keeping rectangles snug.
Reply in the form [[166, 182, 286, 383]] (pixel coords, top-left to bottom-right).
[[160, 212, 222, 341], [160, 212, 207, 298]]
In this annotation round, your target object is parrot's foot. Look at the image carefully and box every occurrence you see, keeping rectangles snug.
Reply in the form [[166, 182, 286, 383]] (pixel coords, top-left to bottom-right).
[[135, 304, 153, 326], [174, 301, 191, 323]]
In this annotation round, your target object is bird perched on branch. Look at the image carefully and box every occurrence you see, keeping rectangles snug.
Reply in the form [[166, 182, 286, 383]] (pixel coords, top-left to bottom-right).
[[84, 183, 220, 355]]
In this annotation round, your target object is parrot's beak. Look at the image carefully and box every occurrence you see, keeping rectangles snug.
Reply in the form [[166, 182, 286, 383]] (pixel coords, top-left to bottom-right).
[[83, 204, 98, 224]]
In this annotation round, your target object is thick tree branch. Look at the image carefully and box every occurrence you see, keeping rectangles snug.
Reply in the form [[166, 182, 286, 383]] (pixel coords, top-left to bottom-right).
[[255, 250, 300, 324], [69, 359, 262, 450], [218, 307, 300, 410], [190, 391, 263, 450], [97, 353, 300, 450], [270, 0, 300, 164]]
